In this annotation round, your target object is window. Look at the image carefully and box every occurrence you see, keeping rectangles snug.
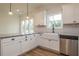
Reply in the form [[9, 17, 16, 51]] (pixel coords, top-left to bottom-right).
[[21, 18, 34, 34], [46, 13, 63, 29]]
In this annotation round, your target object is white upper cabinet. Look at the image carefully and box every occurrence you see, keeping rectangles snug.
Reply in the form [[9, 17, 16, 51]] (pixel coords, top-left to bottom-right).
[[74, 4, 79, 23], [62, 4, 79, 24]]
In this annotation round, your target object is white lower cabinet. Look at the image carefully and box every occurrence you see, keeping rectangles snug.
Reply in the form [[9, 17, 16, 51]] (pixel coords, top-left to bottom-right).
[[39, 33, 60, 52], [21, 38, 30, 53], [25, 34, 38, 51], [78, 37, 79, 56], [1, 33, 60, 56], [39, 38, 59, 51], [1, 34, 38, 56], [39, 37, 49, 48], [1, 38, 21, 56], [49, 40, 60, 51]]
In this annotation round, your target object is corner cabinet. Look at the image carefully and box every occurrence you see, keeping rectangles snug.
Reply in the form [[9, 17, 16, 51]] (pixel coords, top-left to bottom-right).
[[39, 33, 60, 52], [21, 34, 38, 53], [62, 4, 79, 24]]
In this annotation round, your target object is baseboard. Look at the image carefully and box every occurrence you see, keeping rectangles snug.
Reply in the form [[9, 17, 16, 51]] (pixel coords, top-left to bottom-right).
[[60, 53, 69, 56], [19, 46, 61, 56], [37, 46, 60, 55]]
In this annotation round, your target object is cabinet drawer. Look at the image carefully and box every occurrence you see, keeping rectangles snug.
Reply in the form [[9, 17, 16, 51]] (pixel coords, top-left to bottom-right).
[[14, 36, 26, 41], [27, 35, 34, 39], [50, 41, 60, 51], [1, 38, 14, 43]]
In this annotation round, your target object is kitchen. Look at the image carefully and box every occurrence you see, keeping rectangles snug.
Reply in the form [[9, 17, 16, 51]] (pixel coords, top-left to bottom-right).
[[0, 3, 79, 56]]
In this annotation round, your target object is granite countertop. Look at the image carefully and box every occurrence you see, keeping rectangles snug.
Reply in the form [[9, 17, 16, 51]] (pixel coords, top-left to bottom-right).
[[59, 33, 79, 37], [0, 33, 38, 39], [0, 33, 25, 39], [0, 32, 79, 39], [59, 33, 79, 40]]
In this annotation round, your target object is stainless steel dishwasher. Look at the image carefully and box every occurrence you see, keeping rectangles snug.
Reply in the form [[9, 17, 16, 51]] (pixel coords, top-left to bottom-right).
[[60, 35, 78, 56]]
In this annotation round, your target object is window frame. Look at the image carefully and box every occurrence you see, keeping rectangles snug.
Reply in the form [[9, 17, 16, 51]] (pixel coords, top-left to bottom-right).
[[21, 19, 34, 34], [45, 13, 63, 29]]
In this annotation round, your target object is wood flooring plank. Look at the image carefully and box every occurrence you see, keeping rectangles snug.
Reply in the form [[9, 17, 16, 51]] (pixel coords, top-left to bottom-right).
[[22, 47, 59, 56]]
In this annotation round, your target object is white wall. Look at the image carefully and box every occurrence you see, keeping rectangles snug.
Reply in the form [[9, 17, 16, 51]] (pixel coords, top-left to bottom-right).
[[0, 5, 19, 34]]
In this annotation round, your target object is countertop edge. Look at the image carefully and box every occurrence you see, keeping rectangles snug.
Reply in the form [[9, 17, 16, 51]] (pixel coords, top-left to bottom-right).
[[0, 33, 39, 39]]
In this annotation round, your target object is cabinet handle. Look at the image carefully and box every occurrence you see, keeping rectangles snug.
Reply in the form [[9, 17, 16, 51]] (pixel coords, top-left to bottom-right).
[[25, 36, 27, 38], [11, 38, 15, 40], [25, 39, 27, 41], [48, 40, 52, 41]]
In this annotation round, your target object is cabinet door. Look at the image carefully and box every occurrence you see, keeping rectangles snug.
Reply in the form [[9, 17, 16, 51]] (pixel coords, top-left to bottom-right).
[[49, 40, 60, 51], [14, 36, 26, 55], [27, 35, 37, 49], [39, 37, 50, 48], [21, 35, 37, 53], [1, 40, 20, 56], [74, 4, 79, 23], [34, 34, 39, 45], [78, 38, 79, 56], [62, 4, 75, 24], [21, 37, 31, 53]]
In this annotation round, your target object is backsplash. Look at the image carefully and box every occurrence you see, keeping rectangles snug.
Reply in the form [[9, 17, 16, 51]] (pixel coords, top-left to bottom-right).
[[35, 24, 79, 35], [55, 24, 79, 35]]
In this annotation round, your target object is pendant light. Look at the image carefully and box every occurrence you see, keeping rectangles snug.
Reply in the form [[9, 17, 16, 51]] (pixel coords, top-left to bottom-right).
[[26, 3, 29, 20], [8, 3, 13, 15]]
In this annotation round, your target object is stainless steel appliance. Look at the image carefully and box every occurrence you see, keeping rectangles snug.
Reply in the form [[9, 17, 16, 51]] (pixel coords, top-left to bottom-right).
[[60, 35, 78, 56]]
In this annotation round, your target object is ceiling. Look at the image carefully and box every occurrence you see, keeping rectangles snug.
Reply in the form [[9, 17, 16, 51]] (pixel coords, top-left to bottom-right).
[[0, 3, 67, 16]]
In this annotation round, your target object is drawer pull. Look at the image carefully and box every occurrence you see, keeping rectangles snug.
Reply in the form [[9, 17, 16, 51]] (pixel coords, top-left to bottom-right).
[[11, 38, 15, 40], [25, 39, 27, 41], [48, 40, 52, 41]]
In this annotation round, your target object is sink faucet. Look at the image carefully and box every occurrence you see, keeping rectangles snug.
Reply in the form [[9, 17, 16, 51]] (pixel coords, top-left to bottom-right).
[[52, 23, 55, 33]]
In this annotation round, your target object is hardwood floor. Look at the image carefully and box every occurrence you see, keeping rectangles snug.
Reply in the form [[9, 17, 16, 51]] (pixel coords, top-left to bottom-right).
[[21, 47, 61, 56]]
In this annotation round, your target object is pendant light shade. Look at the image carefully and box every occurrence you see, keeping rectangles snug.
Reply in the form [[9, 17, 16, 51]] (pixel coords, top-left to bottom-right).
[[9, 3, 13, 15]]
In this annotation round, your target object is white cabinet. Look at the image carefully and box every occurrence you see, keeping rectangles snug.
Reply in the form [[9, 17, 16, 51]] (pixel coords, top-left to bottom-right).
[[49, 40, 60, 51], [21, 37, 29, 53], [78, 37, 79, 56], [1, 34, 38, 56], [14, 36, 25, 55], [62, 4, 75, 24], [1, 37, 21, 56], [39, 37, 50, 48], [39, 33, 60, 51], [25, 34, 38, 50], [62, 4, 79, 24], [74, 4, 79, 23], [0, 33, 60, 56]]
